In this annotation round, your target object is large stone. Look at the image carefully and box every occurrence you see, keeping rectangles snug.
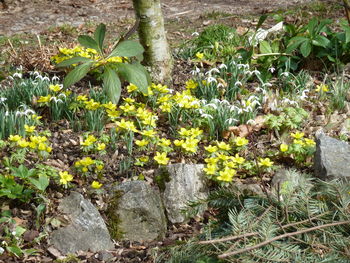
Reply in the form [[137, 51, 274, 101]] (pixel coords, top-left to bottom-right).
[[314, 131, 350, 180], [112, 181, 167, 242], [50, 192, 114, 255], [162, 163, 209, 223]]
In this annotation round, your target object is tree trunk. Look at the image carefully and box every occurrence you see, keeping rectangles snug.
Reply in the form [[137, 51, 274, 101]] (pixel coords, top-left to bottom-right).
[[132, 0, 173, 84]]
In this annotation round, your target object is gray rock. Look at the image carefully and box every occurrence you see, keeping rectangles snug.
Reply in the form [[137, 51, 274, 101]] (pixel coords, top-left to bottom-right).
[[162, 164, 209, 223], [314, 131, 350, 180], [112, 181, 167, 242], [50, 192, 114, 255]]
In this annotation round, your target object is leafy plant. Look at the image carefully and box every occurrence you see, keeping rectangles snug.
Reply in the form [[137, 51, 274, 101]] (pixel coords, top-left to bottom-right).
[[56, 23, 151, 104]]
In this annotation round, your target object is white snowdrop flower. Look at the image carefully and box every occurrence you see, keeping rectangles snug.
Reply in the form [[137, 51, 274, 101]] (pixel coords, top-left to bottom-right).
[[20, 82, 27, 86], [225, 118, 238, 125], [201, 99, 207, 104], [52, 75, 60, 81], [300, 89, 309, 100], [190, 100, 200, 106], [201, 114, 213, 119], [217, 83, 224, 88], [206, 103, 218, 109], [35, 75, 43, 81], [207, 77, 217, 84], [16, 65, 23, 71], [244, 106, 253, 112], [24, 109, 35, 115], [42, 76, 50, 81], [262, 82, 272, 88], [246, 119, 256, 125], [58, 93, 66, 99], [282, 98, 298, 106], [230, 60, 237, 66], [209, 68, 220, 75], [251, 70, 261, 75], [0, 97, 7, 103], [268, 67, 276, 73], [33, 71, 40, 77], [280, 72, 290, 77], [213, 99, 221, 104], [235, 81, 242, 87], [197, 109, 204, 115], [219, 63, 227, 69], [0, 246, 4, 254], [237, 108, 243, 114], [230, 105, 238, 112], [168, 89, 174, 94], [13, 72, 23, 78], [8, 76, 14, 80], [190, 67, 200, 75], [5, 111, 9, 117], [220, 100, 230, 106], [191, 31, 199, 36], [15, 111, 23, 117], [237, 63, 249, 70]]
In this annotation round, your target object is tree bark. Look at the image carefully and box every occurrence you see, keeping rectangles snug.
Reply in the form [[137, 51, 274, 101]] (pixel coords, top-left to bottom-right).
[[132, 0, 173, 84]]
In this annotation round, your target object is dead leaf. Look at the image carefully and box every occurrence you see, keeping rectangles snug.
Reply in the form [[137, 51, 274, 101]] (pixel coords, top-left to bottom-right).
[[23, 230, 39, 242]]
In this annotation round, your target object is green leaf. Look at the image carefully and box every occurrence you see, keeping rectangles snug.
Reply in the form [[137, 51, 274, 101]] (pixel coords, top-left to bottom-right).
[[63, 61, 93, 88], [286, 36, 308, 53], [259, 40, 272, 54], [312, 35, 330, 48], [300, 40, 312, 57], [29, 175, 49, 192], [56, 56, 93, 68], [7, 246, 23, 257], [256, 15, 268, 31], [345, 28, 350, 44], [116, 63, 150, 94], [78, 35, 99, 51], [94, 23, 106, 53], [103, 67, 121, 104], [307, 18, 318, 36], [15, 226, 26, 237], [109, 40, 144, 58]]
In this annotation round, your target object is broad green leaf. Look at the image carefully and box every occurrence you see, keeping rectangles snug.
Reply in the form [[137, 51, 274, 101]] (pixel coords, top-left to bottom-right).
[[307, 18, 318, 36], [7, 246, 23, 257], [15, 226, 26, 237], [286, 36, 308, 53], [312, 35, 330, 48], [116, 63, 150, 94], [300, 40, 312, 57], [78, 35, 99, 51], [63, 61, 93, 88], [56, 56, 93, 68], [29, 175, 49, 192], [345, 28, 350, 44], [94, 23, 106, 53], [259, 40, 272, 54], [256, 15, 268, 31], [103, 67, 121, 104], [109, 40, 144, 58]]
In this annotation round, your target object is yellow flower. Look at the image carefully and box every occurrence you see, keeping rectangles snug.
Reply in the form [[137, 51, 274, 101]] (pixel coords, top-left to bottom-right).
[[127, 83, 138, 93], [123, 98, 135, 104], [291, 131, 304, 139], [106, 109, 121, 119], [231, 154, 245, 164], [315, 84, 329, 92], [78, 157, 95, 167], [141, 129, 157, 137], [37, 95, 51, 103], [159, 102, 172, 113], [9, 135, 22, 142], [135, 139, 149, 147], [280, 144, 289, 152], [84, 99, 101, 110], [38, 143, 47, 151], [217, 153, 230, 161], [96, 164, 104, 171], [81, 135, 97, 147], [185, 79, 198, 90], [49, 84, 62, 93], [102, 102, 117, 111], [224, 161, 237, 169], [17, 139, 29, 148], [97, 143, 106, 151], [204, 157, 219, 165], [217, 141, 231, 151], [196, 52, 204, 60], [154, 152, 169, 165], [59, 171, 73, 185], [91, 181, 103, 189], [82, 167, 88, 173], [234, 137, 249, 147], [174, 139, 184, 147], [24, 125, 36, 133], [293, 139, 305, 146], [159, 138, 171, 147], [181, 139, 199, 153], [116, 119, 137, 132], [217, 167, 236, 182], [258, 158, 274, 167], [46, 146, 52, 153], [31, 114, 42, 121], [203, 164, 217, 175], [304, 138, 315, 146], [205, 145, 218, 153], [77, 95, 88, 101]]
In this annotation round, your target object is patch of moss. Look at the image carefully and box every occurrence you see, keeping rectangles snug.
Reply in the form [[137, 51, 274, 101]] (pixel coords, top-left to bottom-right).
[[154, 166, 170, 192], [105, 190, 124, 240]]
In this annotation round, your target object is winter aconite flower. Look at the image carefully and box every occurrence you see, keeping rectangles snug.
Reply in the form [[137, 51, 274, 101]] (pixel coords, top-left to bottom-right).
[[234, 137, 249, 147], [154, 152, 169, 165], [91, 181, 103, 189], [280, 144, 289, 152], [291, 132, 304, 139], [196, 52, 204, 60], [217, 141, 231, 151], [258, 158, 274, 167], [24, 125, 35, 133], [59, 171, 73, 185], [315, 84, 329, 92]]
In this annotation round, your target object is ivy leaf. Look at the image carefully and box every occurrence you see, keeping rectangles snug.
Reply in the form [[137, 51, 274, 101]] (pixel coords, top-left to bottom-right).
[[103, 67, 121, 104], [116, 63, 150, 94], [109, 40, 144, 58], [63, 61, 93, 88]]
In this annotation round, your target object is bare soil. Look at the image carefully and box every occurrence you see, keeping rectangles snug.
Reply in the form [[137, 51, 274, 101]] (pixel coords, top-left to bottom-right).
[[0, 0, 326, 36]]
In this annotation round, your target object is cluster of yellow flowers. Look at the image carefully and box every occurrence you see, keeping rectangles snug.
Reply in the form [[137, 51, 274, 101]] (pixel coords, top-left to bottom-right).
[[81, 134, 107, 153], [174, 127, 203, 154], [9, 133, 52, 154], [51, 46, 100, 64], [280, 132, 316, 153], [74, 157, 104, 174]]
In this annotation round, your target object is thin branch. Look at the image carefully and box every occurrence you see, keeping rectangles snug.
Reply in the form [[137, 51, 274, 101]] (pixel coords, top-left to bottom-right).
[[198, 232, 259, 245], [218, 220, 350, 259]]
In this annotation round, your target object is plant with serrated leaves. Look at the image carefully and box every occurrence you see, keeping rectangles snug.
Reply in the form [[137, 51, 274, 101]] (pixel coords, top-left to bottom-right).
[[56, 23, 151, 104]]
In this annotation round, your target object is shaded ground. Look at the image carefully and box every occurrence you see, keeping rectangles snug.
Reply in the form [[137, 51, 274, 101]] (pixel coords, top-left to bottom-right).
[[0, 0, 325, 36]]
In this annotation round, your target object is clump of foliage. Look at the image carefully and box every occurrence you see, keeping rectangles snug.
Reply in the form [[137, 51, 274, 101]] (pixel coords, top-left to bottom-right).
[[159, 171, 350, 262]]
